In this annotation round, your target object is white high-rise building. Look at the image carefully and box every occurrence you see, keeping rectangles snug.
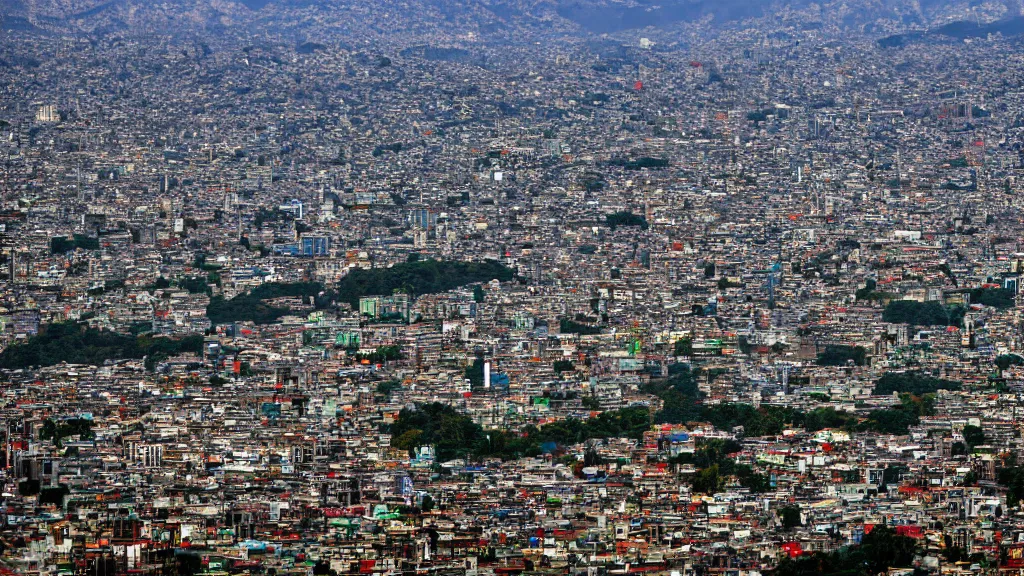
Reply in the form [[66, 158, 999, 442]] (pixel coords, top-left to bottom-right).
[[36, 105, 59, 123]]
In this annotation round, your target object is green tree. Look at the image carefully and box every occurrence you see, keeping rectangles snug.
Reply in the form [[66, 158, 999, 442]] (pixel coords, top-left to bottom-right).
[[996, 354, 1024, 372], [336, 260, 513, 308], [605, 211, 649, 230], [553, 360, 575, 373], [860, 524, 916, 574], [389, 402, 651, 461], [717, 276, 740, 289], [962, 425, 985, 449], [999, 466, 1024, 507], [0, 322, 201, 370], [39, 485, 69, 507], [883, 300, 964, 327], [559, 317, 602, 335], [882, 464, 907, 488], [642, 364, 704, 424], [857, 406, 920, 435], [464, 358, 485, 388], [206, 282, 328, 325], [392, 429, 424, 456], [692, 464, 722, 494], [702, 404, 803, 437], [673, 338, 693, 356], [873, 372, 961, 395], [970, 287, 1015, 309], [738, 469, 771, 493], [376, 379, 402, 397], [816, 345, 867, 366], [355, 345, 402, 364], [774, 524, 916, 576], [803, 407, 857, 432], [779, 505, 801, 531]]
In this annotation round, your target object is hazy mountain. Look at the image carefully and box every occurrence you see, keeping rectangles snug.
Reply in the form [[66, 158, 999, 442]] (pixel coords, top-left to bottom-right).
[[3, 0, 1022, 39], [1, 0, 251, 34], [879, 13, 1024, 46]]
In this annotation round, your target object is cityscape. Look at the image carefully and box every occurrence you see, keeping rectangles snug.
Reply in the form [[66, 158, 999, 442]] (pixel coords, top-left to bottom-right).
[[3, 0, 1024, 575]]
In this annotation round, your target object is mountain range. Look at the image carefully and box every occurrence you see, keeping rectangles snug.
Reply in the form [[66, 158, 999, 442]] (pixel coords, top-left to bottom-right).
[[3, 0, 1023, 42]]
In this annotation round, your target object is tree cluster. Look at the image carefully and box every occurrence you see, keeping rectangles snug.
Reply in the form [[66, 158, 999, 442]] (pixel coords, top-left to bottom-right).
[[389, 402, 651, 462], [703, 404, 806, 437], [999, 465, 1024, 507], [207, 282, 328, 325], [816, 345, 868, 366], [40, 418, 94, 447], [641, 364, 704, 424], [0, 322, 203, 370], [774, 525, 916, 576], [873, 372, 961, 395], [674, 438, 770, 494], [970, 287, 1015, 309], [605, 211, 649, 230], [464, 358, 486, 388], [354, 345, 401, 364], [882, 300, 965, 326], [996, 354, 1024, 372], [336, 260, 513, 308], [50, 234, 100, 254], [553, 360, 575, 373], [375, 379, 402, 397], [559, 317, 603, 335]]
